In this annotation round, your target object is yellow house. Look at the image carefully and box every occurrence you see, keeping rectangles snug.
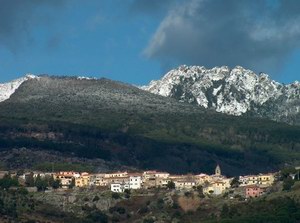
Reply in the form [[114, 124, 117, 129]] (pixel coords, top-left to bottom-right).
[[75, 173, 90, 187], [258, 173, 275, 186], [240, 174, 274, 187]]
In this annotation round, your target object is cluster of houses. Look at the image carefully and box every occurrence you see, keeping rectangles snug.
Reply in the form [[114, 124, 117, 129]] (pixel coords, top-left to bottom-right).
[[0, 165, 276, 198]]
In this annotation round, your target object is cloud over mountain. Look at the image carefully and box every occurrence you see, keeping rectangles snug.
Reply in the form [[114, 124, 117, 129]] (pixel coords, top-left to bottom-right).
[[144, 0, 300, 75]]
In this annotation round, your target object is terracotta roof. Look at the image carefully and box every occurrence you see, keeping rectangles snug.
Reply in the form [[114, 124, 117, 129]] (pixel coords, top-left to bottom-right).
[[128, 173, 143, 176], [105, 176, 129, 180]]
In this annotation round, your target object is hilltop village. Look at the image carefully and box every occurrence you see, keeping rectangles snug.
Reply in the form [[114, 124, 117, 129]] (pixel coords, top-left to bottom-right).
[[0, 165, 277, 199]]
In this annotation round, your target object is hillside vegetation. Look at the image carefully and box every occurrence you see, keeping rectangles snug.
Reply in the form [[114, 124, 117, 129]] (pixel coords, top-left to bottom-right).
[[0, 76, 299, 175]]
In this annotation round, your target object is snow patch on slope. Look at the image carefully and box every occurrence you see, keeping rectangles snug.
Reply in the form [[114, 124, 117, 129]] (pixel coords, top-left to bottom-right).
[[77, 76, 97, 80], [0, 74, 38, 102]]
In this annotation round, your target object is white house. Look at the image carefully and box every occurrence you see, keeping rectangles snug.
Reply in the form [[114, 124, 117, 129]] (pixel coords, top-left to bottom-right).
[[203, 178, 232, 195], [111, 182, 130, 193], [174, 180, 196, 190], [129, 175, 142, 189], [239, 175, 258, 186]]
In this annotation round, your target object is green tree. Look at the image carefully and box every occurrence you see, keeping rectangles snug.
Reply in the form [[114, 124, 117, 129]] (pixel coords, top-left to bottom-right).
[[230, 177, 240, 188], [35, 174, 48, 191], [166, 181, 175, 189], [25, 172, 35, 187], [220, 203, 230, 218], [124, 189, 131, 199], [283, 177, 295, 191], [51, 179, 61, 189], [112, 192, 120, 199], [93, 195, 100, 202], [280, 167, 296, 180], [195, 185, 205, 197], [143, 218, 155, 223], [69, 178, 75, 189], [86, 210, 108, 223], [0, 174, 19, 189]]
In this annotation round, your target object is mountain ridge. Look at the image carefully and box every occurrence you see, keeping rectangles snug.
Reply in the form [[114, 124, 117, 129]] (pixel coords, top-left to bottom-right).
[[142, 65, 300, 125]]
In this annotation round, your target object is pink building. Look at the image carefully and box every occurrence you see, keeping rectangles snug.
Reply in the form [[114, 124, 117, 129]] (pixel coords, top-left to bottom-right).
[[245, 185, 265, 198]]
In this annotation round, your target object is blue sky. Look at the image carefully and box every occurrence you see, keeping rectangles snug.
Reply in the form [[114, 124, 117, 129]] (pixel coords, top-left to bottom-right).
[[0, 0, 299, 85]]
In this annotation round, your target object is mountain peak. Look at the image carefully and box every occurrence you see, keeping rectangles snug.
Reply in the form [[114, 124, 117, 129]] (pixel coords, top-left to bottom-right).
[[25, 74, 38, 79], [142, 65, 299, 124]]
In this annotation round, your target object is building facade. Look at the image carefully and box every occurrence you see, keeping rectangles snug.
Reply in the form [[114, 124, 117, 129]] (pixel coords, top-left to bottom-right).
[[245, 185, 265, 198]]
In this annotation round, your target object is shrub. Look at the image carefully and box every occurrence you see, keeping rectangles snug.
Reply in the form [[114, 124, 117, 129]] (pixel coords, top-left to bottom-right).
[[157, 198, 164, 208], [111, 192, 120, 199], [138, 206, 149, 214], [184, 191, 192, 197], [17, 187, 29, 195], [172, 202, 179, 209], [92, 195, 100, 202], [283, 177, 295, 191], [166, 181, 175, 189], [143, 218, 154, 223], [109, 206, 126, 215], [86, 210, 108, 223]]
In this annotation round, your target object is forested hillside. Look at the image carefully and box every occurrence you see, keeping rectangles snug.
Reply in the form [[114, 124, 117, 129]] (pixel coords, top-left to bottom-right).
[[0, 76, 299, 175]]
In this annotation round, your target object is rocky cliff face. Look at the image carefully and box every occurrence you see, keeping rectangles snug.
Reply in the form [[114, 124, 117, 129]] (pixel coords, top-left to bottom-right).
[[142, 65, 300, 124]]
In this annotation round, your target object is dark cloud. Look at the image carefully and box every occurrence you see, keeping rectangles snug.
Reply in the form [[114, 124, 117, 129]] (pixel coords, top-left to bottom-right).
[[0, 0, 65, 52], [144, 0, 300, 75]]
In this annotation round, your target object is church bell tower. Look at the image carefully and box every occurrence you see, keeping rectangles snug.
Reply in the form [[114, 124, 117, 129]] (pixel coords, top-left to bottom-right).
[[215, 164, 221, 176]]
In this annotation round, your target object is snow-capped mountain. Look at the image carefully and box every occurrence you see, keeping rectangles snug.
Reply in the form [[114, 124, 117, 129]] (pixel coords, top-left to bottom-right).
[[0, 75, 100, 103], [0, 74, 38, 102], [142, 65, 300, 124]]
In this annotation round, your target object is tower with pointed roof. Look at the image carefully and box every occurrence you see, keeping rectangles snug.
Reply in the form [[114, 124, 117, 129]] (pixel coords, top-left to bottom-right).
[[215, 164, 221, 176]]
